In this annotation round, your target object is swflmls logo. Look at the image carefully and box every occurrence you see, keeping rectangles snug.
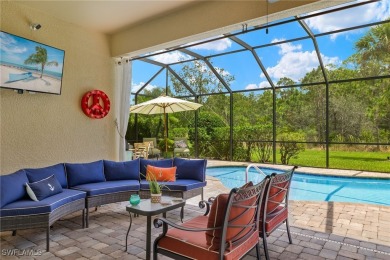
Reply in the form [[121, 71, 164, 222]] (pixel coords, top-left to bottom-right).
[[2, 249, 43, 256], [48, 183, 54, 191]]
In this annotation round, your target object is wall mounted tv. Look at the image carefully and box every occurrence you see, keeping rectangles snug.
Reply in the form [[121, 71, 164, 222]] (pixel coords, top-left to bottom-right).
[[0, 31, 65, 95]]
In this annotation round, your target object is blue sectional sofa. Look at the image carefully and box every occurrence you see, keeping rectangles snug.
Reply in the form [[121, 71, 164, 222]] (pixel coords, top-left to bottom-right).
[[0, 164, 86, 252], [0, 157, 207, 251]]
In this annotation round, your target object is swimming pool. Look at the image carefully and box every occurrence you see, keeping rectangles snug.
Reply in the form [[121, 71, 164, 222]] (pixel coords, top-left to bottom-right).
[[206, 166, 390, 206]]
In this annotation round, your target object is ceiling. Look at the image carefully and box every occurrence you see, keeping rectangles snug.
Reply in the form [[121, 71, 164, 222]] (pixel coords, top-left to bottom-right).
[[13, 0, 200, 34]]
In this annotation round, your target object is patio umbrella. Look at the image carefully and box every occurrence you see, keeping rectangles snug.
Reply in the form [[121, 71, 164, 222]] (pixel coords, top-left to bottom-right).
[[129, 94, 203, 153]]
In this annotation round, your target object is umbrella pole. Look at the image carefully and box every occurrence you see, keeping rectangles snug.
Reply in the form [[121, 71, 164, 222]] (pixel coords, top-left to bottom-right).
[[164, 107, 167, 154]]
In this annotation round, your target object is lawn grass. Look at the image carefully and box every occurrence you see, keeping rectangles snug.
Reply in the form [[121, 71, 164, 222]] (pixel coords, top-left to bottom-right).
[[277, 149, 390, 173]]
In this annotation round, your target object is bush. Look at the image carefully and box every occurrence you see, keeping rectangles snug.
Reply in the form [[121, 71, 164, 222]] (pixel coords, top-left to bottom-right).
[[233, 144, 247, 161], [253, 142, 272, 163], [170, 128, 189, 139], [158, 138, 174, 152], [279, 132, 305, 164]]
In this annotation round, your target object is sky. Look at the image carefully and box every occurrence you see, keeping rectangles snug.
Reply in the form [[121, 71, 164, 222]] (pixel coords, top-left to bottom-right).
[[0, 31, 65, 75], [132, 0, 389, 94]]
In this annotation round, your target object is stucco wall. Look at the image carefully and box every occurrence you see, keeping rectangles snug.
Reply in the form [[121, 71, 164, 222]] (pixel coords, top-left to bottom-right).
[[0, 1, 117, 174]]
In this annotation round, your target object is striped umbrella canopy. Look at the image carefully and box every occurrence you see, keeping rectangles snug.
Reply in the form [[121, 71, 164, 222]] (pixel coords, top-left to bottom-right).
[[129, 95, 202, 152]]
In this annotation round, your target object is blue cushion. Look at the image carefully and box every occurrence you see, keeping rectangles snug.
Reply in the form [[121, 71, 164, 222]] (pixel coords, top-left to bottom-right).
[[25, 163, 68, 188], [103, 159, 140, 181], [71, 180, 140, 196], [26, 175, 63, 201], [65, 160, 105, 187], [0, 189, 86, 217], [173, 158, 207, 182], [0, 170, 29, 207], [140, 179, 206, 191], [140, 159, 173, 179]]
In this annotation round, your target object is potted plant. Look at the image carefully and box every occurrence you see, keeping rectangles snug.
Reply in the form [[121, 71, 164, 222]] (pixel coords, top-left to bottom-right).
[[142, 166, 173, 203], [147, 172, 162, 203]]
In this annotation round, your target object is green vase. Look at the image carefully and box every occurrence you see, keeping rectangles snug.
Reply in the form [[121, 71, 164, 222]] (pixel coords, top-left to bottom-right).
[[129, 194, 140, 206]]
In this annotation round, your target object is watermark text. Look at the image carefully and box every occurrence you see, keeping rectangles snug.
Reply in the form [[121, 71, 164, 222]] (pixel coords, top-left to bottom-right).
[[1, 249, 43, 256]]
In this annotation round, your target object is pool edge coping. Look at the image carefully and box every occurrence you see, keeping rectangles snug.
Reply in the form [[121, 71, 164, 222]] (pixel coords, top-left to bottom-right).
[[206, 162, 390, 180]]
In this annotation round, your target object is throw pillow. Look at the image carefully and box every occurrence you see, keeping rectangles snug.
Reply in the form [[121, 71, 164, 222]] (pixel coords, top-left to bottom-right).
[[174, 140, 187, 148], [65, 160, 105, 187], [140, 158, 173, 178], [103, 159, 140, 181], [206, 181, 254, 250], [173, 158, 207, 181], [26, 175, 63, 201], [25, 163, 68, 188], [0, 170, 29, 207], [146, 165, 177, 182]]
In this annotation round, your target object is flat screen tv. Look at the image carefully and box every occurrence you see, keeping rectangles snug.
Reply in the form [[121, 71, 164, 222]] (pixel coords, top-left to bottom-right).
[[0, 31, 65, 95]]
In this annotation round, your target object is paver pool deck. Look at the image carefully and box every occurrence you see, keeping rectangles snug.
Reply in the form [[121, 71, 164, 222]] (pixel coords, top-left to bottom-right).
[[1, 160, 389, 259]]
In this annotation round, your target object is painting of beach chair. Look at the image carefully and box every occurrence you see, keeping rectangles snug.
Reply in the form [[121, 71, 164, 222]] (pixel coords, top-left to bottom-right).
[[6, 72, 33, 83]]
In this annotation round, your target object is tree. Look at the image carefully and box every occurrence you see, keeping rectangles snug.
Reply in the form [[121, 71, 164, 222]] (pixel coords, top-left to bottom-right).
[[168, 60, 234, 158], [300, 67, 327, 144], [170, 60, 234, 98], [232, 91, 273, 161], [348, 22, 390, 147], [188, 110, 227, 158], [352, 22, 390, 76], [24, 46, 58, 78]]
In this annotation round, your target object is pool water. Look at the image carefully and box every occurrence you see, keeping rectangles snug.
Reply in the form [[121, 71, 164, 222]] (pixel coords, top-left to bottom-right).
[[206, 166, 390, 206]]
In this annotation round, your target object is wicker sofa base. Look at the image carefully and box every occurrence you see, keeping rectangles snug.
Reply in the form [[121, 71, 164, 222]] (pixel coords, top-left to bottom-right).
[[0, 198, 85, 251], [139, 187, 204, 200], [85, 190, 137, 228]]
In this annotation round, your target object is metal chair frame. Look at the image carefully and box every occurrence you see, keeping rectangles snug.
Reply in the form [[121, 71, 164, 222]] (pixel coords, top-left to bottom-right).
[[261, 166, 297, 260], [153, 177, 270, 260]]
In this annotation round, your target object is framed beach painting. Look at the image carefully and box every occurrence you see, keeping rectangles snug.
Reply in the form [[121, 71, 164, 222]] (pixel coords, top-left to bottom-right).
[[0, 31, 65, 95]]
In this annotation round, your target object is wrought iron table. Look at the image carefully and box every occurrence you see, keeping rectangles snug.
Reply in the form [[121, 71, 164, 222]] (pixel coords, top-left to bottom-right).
[[125, 197, 185, 260]]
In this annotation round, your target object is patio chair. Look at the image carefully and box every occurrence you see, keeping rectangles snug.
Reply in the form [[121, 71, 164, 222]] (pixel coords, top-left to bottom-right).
[[153, 176, 270, 260], [143, 138, 161, 159], [260, 166, 297, 260], [173, 137, 190, 158], [133, 142, 150, 159]]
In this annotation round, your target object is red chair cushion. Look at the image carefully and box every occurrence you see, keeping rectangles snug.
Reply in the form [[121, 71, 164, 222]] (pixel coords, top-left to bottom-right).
[[260, 206, 288, 235], [206, 182, 256, 251], [158, 215, 259, 260], [146, 165, 176, 182], [267, 180, 289, 213]]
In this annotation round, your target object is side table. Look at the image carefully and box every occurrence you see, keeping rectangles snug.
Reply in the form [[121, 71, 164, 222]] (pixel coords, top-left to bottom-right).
[[125, 197, 185, 260]]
